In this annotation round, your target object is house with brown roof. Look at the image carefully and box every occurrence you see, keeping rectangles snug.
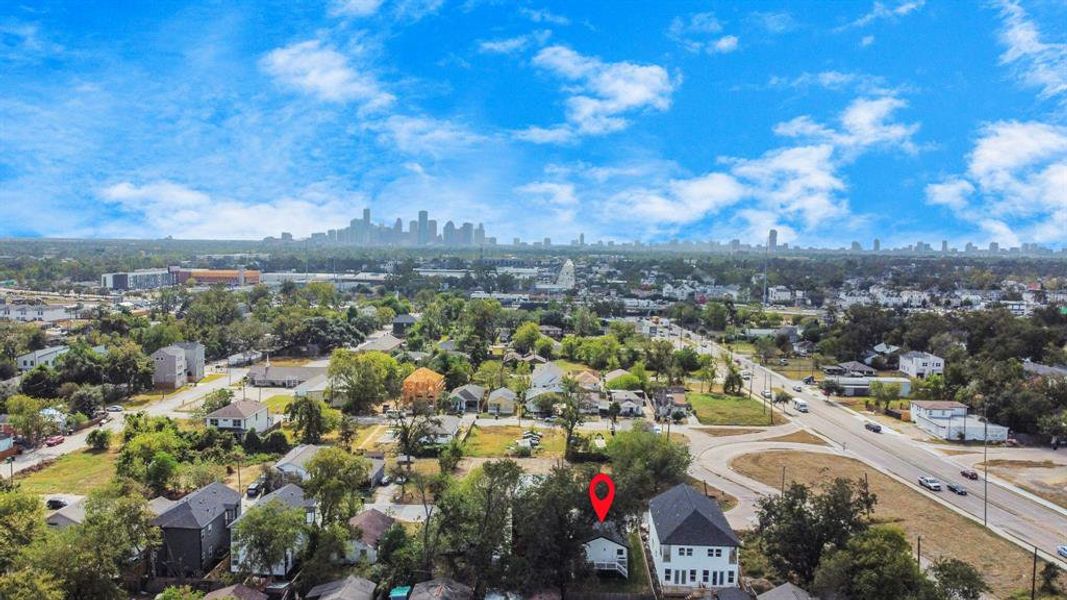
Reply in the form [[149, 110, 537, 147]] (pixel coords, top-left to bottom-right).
[[402, 367, 445, 408], [409, 578, 473, 600], [346, 508, 396, 564], [204, 584, 267, 600]]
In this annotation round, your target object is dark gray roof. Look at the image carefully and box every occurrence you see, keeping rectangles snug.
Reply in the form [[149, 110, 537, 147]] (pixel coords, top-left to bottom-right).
[[586, 520, 627, 546], [393, 314, 417, 324], [152, 482, 240, 530], [716, 589, 755, 600], [451, 384, 486, 403], [757, 582, 815, 600], [276, 444, 326, 470], [348, 508, 396, 547], [257, 483, 313, 509], [307, 576, 377, 600], [409, 578, 473, 600], [648, 484, 739, 547]]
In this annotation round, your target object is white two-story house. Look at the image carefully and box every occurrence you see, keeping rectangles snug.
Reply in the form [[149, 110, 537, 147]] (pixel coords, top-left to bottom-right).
[[230, 484, 318, 577], [898, 351, 944, 379], [646, 483, 740, 591], [204, 401, 271, 434]]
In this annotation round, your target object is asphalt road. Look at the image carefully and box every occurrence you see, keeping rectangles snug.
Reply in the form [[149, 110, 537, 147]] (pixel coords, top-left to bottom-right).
[[666, 323, 1067, 567]]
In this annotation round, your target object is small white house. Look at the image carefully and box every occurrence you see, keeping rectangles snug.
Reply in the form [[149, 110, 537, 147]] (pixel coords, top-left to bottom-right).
[[584, 521, 628, 578], [899, 351, 944, 379], [647, 483, 740, 591], [274, 444, 326, 481], [909, 401, 1009, 442], [487, 388, 517, 415], [205, 401, 271, 434], [230, 484, 317, 576]]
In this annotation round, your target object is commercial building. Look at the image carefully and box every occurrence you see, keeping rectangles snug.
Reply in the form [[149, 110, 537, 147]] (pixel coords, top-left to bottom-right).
[[175, 268, 260, 286], [100, 268, 176, 290], [909, 401, 1009, 442]]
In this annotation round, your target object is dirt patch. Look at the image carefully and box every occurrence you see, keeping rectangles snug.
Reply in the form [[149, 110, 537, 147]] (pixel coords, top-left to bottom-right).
[[979, 460, 1067, 511], [692, 427, 765, 437], [730, 450, 1062, 598], [763, 430, 828, 446], [939, 449, 979, 456], [685, 475, 739, 512], [980, 459, 1060, 469]]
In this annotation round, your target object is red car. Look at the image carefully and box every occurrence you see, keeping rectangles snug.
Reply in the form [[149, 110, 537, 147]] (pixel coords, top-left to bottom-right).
[[960, 469, 979, 480], [44, 435, 65, 447]]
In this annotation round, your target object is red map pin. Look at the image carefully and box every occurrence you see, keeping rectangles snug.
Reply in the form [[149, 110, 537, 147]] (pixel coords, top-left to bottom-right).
[[589, 473, 615, 522]]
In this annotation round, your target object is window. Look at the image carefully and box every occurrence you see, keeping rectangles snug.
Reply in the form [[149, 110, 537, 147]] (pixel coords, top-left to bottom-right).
[[664, 569, 671, 581], [677, 547, 685, 556], [689, 570, 696, 582], [616, 548, 624, 556], [728, 571, 735, 584], [702, 570, 709, 583], [712, 571, 719, 586]]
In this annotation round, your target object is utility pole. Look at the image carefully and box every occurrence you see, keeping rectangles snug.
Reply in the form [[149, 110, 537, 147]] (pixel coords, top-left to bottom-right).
[[1031, 546, 1038, 600], [980, 394, 989, 527], [916, 535, 922, 564], [780, 466, 786, 495]]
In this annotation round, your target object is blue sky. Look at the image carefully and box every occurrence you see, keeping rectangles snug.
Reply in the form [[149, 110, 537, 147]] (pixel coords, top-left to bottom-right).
[[2, 0, 1066, 248]]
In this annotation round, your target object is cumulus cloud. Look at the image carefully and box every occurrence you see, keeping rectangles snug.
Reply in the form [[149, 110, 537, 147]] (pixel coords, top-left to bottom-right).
[[749, 11, 798, 34], [710, 36, 739, 54], [590, 95, 918, 240], [368, 115, 487, 157], [260, 40, 394, 110], [925, 121, 1067, 245], [517, 45, 676, 142], [99, 181, 361, 239], [996, 0, 1067, 102]]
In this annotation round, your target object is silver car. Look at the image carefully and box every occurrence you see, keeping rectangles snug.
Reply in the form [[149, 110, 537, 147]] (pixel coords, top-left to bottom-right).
[[918, 476, 942, 491]]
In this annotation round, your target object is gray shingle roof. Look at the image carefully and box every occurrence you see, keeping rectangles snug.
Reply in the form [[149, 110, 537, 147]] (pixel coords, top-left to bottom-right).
[[586, 520, 627, 547], [203, 584, 268, 600], [451, 384, 486, 403], [409, 578, 473, 600], [276, 444, 326, 471], [648, 483, 739, 547], [348, 508, 396, 547], [307, 576, 377, 600], [205, 400, 267, 420], [152, 482, 240, 530], [757, 582, 815, 600]]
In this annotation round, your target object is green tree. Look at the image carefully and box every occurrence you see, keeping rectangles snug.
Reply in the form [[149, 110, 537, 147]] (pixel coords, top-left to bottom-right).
[[328, 349, 403, 414], [196, 388, 234, 418], [756, 478, 877, 584], [869, 381, 901, 413], [0, 489, 44, 572], [813, 527, 938, 600], [157, 586, 205, 600], [697, 354, 717, 393], [7, 394, 56, 445], [304, 446, 370, 524], [512, 322, 542, 354], [606, 425, 691, 517], [103, 339, 154, 394], [145, 451, 179, 493], [288, 395, 331, 444], [393, 413, 440, 464], [929, 557, 990, 600], [232, 499, 307, 577], [86, 428, 112, 451], [558, 376, 585, 459], [0, 567, 64, 600]]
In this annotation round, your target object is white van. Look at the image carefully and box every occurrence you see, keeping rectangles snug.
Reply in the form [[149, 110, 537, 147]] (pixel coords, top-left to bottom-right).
[[793, 398, 809, 413]]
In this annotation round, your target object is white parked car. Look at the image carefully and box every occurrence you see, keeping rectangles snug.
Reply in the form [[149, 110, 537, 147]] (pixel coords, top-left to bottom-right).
[[918, 476, 942, 491], [1057, 545, 1067, 559], [792, 385, 803, 392]]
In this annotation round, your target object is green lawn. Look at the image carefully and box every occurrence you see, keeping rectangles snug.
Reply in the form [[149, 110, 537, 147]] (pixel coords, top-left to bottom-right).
[[463, 425, 565, 457], [127, 384, 191, 408], [199, 373, 225, 384], [687, 392, 784, 426], [17, 448, 118, 496], [554, 359, 593, 374], [264, 394, 294, 414]]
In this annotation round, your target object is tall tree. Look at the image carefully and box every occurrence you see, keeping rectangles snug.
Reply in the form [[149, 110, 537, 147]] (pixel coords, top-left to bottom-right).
[[232, 500, 306, 578], [287, 396, 331, 444], [813, 527, 939, 600], [304, 446, 370, 524]]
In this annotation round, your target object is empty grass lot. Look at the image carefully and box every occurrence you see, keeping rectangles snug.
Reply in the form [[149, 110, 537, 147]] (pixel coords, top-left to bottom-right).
[[731, 450, 1065, 598], [763, 430, 828, 446], [687, 392, 785, 426], [463, 425, 565, 457], [263, 394, 294, 414], [17, 448, 118, 496]]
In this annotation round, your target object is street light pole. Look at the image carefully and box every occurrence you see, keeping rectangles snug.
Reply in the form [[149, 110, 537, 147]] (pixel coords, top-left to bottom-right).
[[979, 394, 989, 528]]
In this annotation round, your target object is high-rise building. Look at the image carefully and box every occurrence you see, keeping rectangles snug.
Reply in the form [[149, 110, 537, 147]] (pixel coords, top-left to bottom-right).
[[768, 229, 778, 253], [460, 222, 474, 245], [418, 210, 429, 245], [543, 237, 551, 247], [443, 221, 456, 245], [850, 241, 862, 252], [474, 223, 485, 245], [873, 238, 881, 252], [989, 242, 999, 253], [941, 240, 948, 253], [579, 233, 585, 246], [428, 219, 438, 243]]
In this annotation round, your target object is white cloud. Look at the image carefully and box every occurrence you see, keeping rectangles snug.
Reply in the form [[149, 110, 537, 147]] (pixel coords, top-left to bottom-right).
[[925, 179, 974, 211], [749, 11, 798, 34], [861, 35, 875, 47], [996, 0, 1067, 102], [516, 181, 577, 205], [669, 11, 741, 54], [925, 121, 1067, 245], [329, 0, 384, 17], [520, 7, 570, 26], [710, 36, 739, 54], [393, 0, 444, 22], [478, 30, 551, 54], [768, 71, 894, 95], [840, 1, 925, 30], [260, 40, 394, 110], [513, 125, 575, 144], [774, 96, 919, 154], [521, 45, 676, 141], [369, 115, 487, 157], [99, 181, 360, 239]]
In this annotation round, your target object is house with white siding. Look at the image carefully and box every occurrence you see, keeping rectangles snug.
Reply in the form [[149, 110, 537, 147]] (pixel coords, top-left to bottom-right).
[[646, 483, 740, 591]]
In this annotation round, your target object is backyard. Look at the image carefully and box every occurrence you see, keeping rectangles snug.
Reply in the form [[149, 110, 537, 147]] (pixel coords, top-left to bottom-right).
[[463, 425, 566, 458], [687, 392, 785, 426], [16, 448, 118, 496]]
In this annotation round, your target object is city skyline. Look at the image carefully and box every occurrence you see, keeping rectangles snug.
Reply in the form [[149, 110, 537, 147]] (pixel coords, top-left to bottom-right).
[[2, 1, 1066, 249]]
